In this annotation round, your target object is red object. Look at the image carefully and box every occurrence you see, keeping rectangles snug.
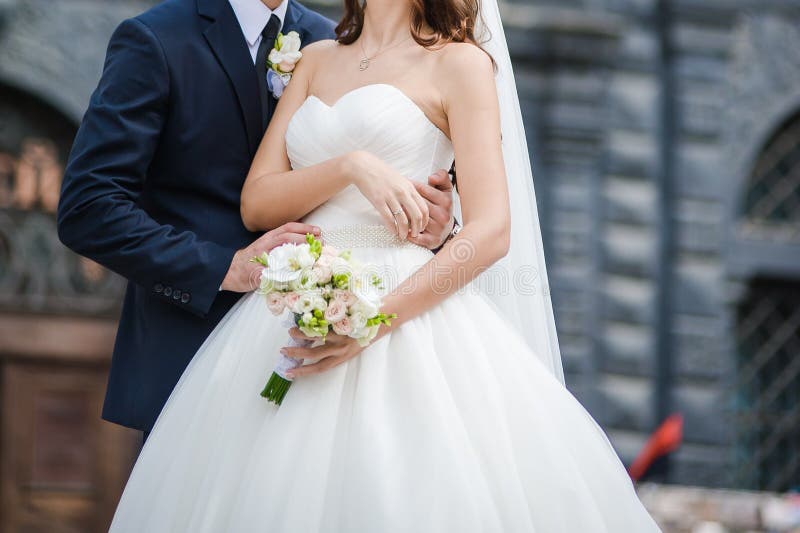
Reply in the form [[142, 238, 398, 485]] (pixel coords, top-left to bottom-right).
[[628, 413, 684, 481]]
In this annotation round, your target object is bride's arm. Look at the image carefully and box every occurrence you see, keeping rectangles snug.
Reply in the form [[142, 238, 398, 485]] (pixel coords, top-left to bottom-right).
[[240, 43, 429, 237], [284, 43, 509, 377], [382, 43, 509, 326], [240, 41, 349, 231]]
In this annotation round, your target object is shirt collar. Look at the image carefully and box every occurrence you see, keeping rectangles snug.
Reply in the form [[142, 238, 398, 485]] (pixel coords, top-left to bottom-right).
[[228, 0, 289, 47]]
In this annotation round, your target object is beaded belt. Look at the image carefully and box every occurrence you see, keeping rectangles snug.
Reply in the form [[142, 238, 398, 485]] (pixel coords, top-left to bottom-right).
[[321, 224, 430, 252]]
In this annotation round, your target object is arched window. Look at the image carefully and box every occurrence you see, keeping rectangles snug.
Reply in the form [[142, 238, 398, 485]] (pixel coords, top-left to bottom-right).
[[0, 83, 123, 314], [741, 112, 800, 239], [733, 113, 800, 492]]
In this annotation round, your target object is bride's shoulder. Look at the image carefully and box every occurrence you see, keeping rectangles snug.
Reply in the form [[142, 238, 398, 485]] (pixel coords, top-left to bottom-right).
[[300, 39, 340, 61], [295, 39, 339, 78], [434, 41, 495, 96], [435, 41, 493, 80]]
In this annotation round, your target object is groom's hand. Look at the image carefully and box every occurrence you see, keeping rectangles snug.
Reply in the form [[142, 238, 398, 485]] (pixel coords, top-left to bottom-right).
[[408, 169, 455, 250], [220, 222, 321, 293]]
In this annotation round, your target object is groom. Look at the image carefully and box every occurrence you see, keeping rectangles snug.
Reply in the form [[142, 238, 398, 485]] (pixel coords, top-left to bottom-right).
[[57, 0, 456, 440]]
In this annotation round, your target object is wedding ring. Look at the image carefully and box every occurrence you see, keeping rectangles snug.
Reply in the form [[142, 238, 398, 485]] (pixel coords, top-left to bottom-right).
[[391, 209, 403, 216]]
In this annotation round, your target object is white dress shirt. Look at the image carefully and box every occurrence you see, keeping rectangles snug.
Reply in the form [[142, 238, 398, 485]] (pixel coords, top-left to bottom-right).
[[229, 0, 289, 64], [220, 0, 289, 292]]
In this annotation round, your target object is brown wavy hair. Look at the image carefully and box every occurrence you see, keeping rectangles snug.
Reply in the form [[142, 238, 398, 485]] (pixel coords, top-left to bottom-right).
[[335, 0, 483, 49]]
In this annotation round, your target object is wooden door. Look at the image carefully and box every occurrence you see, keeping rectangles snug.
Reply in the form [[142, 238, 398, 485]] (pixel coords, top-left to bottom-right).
[[0, 315, 139, 532]]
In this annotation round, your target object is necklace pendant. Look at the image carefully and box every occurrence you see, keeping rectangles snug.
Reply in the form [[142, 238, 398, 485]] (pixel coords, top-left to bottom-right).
[[359, 58, 370, 71]]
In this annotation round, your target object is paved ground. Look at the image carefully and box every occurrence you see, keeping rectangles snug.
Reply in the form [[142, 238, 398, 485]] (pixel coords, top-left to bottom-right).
[[638, 483, 800, 533]]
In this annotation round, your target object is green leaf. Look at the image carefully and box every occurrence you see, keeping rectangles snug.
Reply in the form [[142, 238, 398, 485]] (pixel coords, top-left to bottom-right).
[[306, 233, 323, 259], [333, 273, 350, 289], [250, 253, 269, 267]]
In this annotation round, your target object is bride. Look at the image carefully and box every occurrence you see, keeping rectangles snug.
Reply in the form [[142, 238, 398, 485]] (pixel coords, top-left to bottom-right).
[[109, 0, 661, 531]]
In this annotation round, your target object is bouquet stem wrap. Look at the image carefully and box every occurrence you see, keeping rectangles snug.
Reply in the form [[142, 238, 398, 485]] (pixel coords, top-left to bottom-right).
[[260, 318, 308, 405]]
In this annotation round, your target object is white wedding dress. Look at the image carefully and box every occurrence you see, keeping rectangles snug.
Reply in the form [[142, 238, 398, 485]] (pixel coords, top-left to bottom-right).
[[109, 84, 661, 532]]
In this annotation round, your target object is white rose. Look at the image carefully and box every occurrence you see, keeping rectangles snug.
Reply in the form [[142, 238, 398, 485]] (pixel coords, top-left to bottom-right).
[[270, 243, 313, 268], [355, 324, 381, 346], [281, 31, 302, 53], [259, 274, 288, 293], [288, 268, 316, 291], [291, 244, 316, 270], [329, 256, 352, 275], [266, 244, 293, 270], [268, 31, 303, 71], [350, 284, 382, 318], [263, 243, 313, 283], [349, 311, 367, 333], [292, 292, 327, 314]]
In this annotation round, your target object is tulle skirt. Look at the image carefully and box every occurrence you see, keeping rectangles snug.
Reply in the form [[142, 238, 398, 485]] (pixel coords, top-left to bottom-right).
[[109, 244, 660, 532]]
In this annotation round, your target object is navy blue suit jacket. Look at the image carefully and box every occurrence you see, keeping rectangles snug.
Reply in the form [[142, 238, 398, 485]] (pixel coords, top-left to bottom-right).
[[57, 0, 335, 432]]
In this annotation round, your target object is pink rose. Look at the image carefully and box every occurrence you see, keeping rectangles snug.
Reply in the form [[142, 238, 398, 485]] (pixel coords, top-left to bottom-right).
[[332, 316, 353, 336], [324, 300, 347, 323], [312, 256, 333, 284], [321, 245, 340, 257], [283, 292, 301, 312], [332, 289, 357, 306], [266, 292, 285, 315]]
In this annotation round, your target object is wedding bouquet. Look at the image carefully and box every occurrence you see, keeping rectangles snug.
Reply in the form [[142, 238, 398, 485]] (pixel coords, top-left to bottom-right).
[[254, 234, 396, 405]]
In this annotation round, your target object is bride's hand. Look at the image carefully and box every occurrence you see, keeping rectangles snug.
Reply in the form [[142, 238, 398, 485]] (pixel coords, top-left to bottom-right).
[[280, 327, 371, 378], [344, 151, 430, 239]]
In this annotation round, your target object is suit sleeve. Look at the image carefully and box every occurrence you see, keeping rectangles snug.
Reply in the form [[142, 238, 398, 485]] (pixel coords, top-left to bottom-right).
[[57, 18, 236, 318]]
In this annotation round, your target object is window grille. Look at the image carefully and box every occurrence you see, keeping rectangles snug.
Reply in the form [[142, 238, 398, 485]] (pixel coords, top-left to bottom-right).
[[733, 279, 800, 492], [742, 116, 800, 240]]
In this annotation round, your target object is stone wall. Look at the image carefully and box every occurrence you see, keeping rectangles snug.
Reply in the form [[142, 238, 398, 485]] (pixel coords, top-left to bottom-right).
[[487, 0, 800, 489], [0, 0, 156, 122]]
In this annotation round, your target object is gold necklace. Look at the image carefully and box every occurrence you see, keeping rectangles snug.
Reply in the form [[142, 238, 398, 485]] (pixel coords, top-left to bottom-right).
[[358, 35, 411, 71]]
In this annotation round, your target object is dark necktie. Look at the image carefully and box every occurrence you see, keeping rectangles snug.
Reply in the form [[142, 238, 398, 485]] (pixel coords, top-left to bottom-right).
[[256, 14, 281, 132]]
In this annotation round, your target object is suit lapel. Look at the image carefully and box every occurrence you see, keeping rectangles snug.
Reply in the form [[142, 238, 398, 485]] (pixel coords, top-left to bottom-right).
[[198, 0, 262, 156], [281, 0, 306, 36]]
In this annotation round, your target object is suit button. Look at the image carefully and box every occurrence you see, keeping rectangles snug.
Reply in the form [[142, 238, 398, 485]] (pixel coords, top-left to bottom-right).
[[154, 283, 164, 294], [173, 289, 182, 301], [181, 293, 191, 304], [163, 286, 173, 297]]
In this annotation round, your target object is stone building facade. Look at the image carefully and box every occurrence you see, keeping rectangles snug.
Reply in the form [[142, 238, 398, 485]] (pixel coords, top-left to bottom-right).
[[488, 0, 800, 493], [0, 0, 798, 529]]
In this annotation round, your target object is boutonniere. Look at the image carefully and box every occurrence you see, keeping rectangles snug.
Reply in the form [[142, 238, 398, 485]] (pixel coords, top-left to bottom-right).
[[266, 31, 302, 99]]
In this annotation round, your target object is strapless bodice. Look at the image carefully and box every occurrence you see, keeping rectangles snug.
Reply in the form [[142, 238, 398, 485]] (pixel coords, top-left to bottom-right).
[[285, 84, 454, 230]]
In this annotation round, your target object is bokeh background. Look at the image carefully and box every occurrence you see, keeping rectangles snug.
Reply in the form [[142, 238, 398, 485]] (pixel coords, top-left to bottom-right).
[[0, 0, 799, 531]]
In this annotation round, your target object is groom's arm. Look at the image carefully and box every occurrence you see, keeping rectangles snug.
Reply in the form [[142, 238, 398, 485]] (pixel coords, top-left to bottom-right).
[[57, 18, 236, 318]]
